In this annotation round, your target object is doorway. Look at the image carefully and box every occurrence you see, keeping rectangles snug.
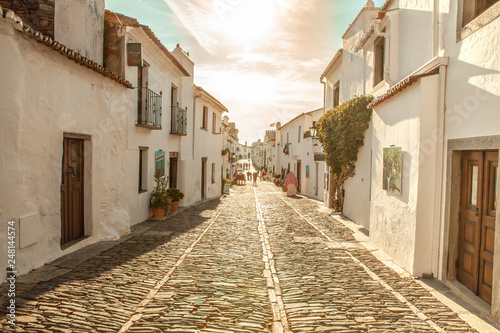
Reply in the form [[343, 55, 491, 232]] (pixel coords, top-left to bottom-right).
[[169, 154, 178, 188], [458, 150, 497, 304], [201, 158, 207, 199], [61, 138, 85, 245], [297, 160, 301, 193]]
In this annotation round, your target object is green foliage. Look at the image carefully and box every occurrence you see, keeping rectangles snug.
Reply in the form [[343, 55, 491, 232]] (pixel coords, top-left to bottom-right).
[[150, 171, 170, 209], [317, 95, 374, 211], [167, 187, 185, 202]]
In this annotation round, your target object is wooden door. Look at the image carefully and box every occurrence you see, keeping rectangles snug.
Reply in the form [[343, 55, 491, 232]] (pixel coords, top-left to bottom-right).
[[479, 152, 497, 303], [201, 160, 206, 199], [297, 160, 301, 193], [458, 151, 497, 304], [61, 138, 85, 245], [169, 157, 178, 188]]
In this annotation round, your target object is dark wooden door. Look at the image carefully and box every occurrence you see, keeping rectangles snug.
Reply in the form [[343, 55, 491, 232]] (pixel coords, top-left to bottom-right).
[[201, 160, 206, 199], [61, 138, 85, 245], [169, 157, 178, 188], [458, 151, 497, 304], [297, 160, 301, 193]]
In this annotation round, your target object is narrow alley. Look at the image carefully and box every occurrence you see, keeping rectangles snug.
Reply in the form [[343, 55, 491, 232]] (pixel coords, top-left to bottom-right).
[[0, 182, 480, 332]]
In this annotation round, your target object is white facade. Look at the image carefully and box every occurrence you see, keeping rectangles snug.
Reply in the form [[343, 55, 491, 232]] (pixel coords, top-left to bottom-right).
[[103, 12, 192, 222], [321, 0, 500, 320], [276, 109, 326, 200], [0, 4, 133, 280], [193, 85, 227, 201]]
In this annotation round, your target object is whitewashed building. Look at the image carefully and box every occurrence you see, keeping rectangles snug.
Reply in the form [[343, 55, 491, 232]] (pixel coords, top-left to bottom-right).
[[275, 109, 326, 200], [0, 1, 134, 280], [103, 12, 193, 220], [193, 85, 228, 200], [321, 0, 500, 320]]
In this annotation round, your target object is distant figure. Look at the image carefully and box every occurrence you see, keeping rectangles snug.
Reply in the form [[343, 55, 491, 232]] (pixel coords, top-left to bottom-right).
[[253, 172, 258, 186], [284, 172, 298, 196]]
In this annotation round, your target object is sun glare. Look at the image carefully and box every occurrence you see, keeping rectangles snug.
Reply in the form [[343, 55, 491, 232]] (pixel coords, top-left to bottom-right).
[[218, 0, 276, 44]]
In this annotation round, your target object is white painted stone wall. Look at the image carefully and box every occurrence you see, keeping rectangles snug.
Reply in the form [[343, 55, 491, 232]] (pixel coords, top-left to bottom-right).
[[276, 112, 326, 200], [122, 27, 185, 221], [440, 0, 500, 319], [0, 19, 132, 280], [55, 0, 105, 64], [193, 94, 225, 201]]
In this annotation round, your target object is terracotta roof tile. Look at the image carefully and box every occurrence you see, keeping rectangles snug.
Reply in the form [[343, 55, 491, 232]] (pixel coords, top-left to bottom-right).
[[105, 10, 190, 77], [367, 71, 439, 108], [1, 6, 133, 88]]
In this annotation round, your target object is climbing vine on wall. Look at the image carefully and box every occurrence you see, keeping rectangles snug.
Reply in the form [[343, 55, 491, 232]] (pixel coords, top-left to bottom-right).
[[316, 95, 374, 212]]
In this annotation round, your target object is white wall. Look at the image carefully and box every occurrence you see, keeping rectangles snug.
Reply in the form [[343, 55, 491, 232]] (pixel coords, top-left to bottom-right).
[[370, 83, 422, 274], [0, 20, 132, 280], [123, 28, 184, 221], [55, 0, 105, 64]]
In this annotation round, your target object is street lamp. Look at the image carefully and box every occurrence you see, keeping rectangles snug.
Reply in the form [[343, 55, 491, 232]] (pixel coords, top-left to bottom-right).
[[310, 121, 318, 138]]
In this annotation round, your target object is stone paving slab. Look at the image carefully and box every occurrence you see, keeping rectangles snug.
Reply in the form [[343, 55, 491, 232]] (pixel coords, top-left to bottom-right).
[[0, 181, 489, 332]]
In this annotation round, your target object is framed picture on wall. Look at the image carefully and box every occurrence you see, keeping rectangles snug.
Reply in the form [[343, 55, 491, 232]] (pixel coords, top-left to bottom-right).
[[383, 147, 402, 195]]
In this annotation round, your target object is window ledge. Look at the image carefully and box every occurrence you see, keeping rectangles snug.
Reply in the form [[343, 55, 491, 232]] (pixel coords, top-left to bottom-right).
[[200, 127, 208, 131], [457, 2, 500, 41]]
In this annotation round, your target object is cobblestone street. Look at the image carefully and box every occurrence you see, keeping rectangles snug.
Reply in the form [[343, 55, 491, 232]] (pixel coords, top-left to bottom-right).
[[0, 182, 483, 332]]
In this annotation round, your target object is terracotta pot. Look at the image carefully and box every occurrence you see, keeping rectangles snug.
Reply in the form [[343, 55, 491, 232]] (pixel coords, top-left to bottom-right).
[[152, 207, 165, 219], [171, 201, 180, 212]]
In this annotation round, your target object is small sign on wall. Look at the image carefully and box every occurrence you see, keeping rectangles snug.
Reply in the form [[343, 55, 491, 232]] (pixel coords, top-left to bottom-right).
[[127, 43, 142, 66], [383, 147, 402, 195]]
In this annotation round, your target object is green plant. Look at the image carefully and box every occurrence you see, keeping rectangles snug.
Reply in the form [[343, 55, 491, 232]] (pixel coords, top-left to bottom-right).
[[317, 95, 374, 212], [150, 171, 170, 209], [167, 187, 185, 202]]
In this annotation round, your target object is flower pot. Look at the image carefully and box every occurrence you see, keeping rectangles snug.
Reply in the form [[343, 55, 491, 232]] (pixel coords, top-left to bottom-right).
[[171, 201, 180, 212], [152, 207, 165, 219]]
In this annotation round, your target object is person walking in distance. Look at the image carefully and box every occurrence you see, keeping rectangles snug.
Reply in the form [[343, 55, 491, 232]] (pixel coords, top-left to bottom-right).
[[253, 171, 258, 186]]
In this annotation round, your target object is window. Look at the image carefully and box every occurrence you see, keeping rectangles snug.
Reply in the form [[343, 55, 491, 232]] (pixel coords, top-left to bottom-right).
[[461, 0, 498, 27], [211, 163, 215, 183], [458, 0, 499, 40], [137, 62, 162, 129], [212, 112, 217, 134], [333, 81, 340, 107], [287, 132, 289, 144], [202, 106, 208, 129], [298, 126, 301, 143], [138, 147, 148, 193], [170, 85, 187, 135], [374, 37, 385, 86]]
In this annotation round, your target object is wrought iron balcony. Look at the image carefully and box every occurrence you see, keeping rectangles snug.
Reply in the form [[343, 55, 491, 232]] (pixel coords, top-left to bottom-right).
[[137, 86, 162, 129], [170, 105, 187, 136]]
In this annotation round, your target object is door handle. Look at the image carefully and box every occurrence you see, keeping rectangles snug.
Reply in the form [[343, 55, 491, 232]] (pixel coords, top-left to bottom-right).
[[68, 166, 76, 176], [475, 207, 479, 216]]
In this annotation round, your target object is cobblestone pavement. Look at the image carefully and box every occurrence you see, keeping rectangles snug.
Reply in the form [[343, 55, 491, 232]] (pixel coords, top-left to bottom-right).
[[0, 182, 480, 332]]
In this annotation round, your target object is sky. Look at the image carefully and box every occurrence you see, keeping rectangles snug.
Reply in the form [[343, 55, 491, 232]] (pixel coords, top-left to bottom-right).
[[105, 0, 386, 144]]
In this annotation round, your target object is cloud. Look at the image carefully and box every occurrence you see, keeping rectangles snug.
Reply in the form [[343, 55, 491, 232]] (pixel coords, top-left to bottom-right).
[[161, 0, 343, 143]]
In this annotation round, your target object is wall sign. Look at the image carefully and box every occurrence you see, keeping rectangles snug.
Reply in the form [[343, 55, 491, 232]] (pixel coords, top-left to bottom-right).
[[314, 153, 325, 162], [127, 43, 142, 66]]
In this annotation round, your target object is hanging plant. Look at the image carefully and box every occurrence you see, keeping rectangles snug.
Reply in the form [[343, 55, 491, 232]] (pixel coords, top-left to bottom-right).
[[316, 95, 374, 212]]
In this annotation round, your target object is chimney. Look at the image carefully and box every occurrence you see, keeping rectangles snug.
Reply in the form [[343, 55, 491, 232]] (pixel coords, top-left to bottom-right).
[[55, 0, 105, 64]]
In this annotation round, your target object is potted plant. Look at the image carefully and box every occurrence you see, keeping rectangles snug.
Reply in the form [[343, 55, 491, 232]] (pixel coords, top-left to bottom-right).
[[167, 187, 184, 212], [150, 171, 169, 219]]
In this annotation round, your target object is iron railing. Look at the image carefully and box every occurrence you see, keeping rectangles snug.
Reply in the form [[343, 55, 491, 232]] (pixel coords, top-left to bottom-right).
[[137, 86, 162, 129], [170, 105, 187, 135]]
